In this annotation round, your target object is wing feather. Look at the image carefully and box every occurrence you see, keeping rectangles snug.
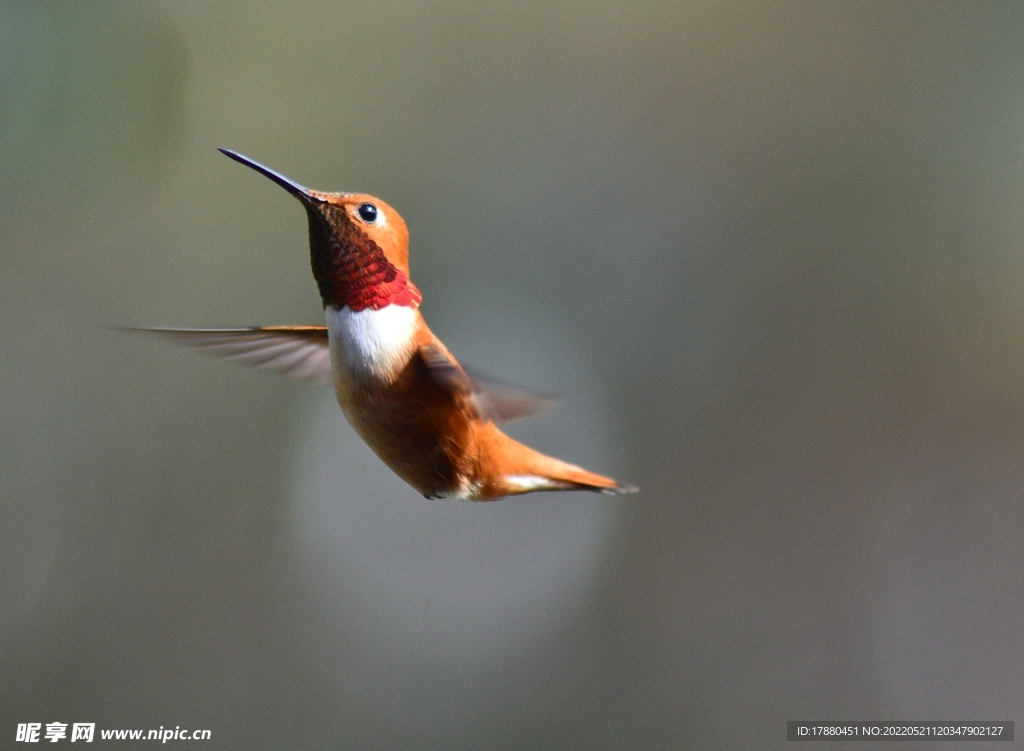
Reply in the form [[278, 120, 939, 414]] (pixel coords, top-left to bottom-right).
[[418, 345, 556, 424], [127, 327, 555, 418], [125, 327, 333, 385]]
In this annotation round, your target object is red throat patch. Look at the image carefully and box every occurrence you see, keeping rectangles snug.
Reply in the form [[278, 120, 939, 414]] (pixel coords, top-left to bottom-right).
[[347, 266, 422, 311], [306, 204, 422, 311]]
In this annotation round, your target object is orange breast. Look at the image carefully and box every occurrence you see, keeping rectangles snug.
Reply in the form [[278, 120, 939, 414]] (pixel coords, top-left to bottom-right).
[[333, 339, 477, 497]]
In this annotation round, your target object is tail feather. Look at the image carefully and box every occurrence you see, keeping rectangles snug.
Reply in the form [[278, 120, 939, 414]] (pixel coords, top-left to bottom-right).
[[474, 422, 637, 499]]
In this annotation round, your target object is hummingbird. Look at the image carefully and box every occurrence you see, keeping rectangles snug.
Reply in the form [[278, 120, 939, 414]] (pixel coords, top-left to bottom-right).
[[135, 149, 636, 501]]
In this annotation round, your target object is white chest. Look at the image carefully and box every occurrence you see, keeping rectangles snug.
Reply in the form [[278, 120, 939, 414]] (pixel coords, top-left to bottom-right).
[[325, 304, 419, 383]]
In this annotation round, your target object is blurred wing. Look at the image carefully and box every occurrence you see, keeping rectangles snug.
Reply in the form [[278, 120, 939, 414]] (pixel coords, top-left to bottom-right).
[[462, 365, 559, 423], [127, 326, 333, 385], [419, 345, 557, 424]]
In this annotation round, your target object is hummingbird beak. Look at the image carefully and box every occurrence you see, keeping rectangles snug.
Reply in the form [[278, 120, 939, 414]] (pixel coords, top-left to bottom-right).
[[218, 148, 327, 204]]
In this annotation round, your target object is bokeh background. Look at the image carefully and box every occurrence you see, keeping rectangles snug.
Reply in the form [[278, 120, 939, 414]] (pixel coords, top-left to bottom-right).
[[4, 1, 1024, 748]]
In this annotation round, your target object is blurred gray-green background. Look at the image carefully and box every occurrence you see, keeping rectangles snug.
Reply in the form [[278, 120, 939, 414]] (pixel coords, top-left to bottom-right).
[[4, 1, 1024, 748]]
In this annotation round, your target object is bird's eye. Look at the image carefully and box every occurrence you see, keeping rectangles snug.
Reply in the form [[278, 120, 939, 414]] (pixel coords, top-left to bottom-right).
[[357, 203, 378, 223]]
